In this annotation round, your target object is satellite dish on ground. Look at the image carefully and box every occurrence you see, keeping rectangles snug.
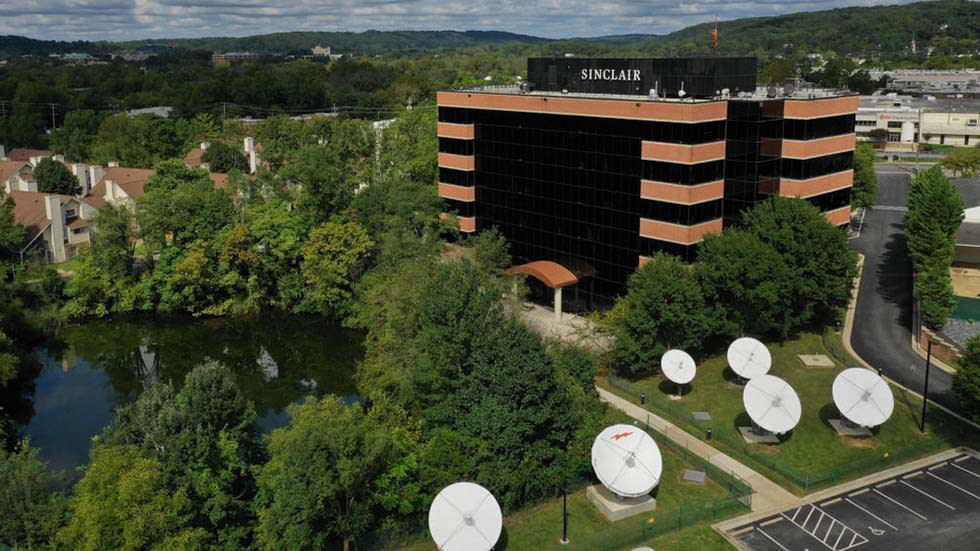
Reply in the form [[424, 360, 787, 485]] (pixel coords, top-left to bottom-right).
[[661, 349, 696, 385], [743, 375, 802, 435], [727, 337, 771, 380], [428, 482, 502, 551], [833, 368, 894, 428], [592, 424, 663, 498]]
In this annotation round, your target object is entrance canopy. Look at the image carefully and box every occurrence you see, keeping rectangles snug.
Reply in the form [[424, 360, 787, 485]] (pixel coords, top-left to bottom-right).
[[507, 260, 578, 289]]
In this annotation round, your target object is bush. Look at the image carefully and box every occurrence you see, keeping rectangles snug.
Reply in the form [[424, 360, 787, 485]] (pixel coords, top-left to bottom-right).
[[954, 335, 980, 423]]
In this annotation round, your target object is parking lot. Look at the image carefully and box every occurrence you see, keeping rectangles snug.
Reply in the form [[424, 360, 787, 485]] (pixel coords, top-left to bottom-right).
[[730, 452, 980, 551]]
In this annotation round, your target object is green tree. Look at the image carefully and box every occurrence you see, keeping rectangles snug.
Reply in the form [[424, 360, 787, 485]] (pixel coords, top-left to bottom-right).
[[201, 142, 248, 173], [954, 334, 980, 423], [0, 444, 68, 550], [940, 147, 980, 178], [49, 110, 105, 162], [278, 145, 355, 223], [868, 128, 890, 146], [610, 252, 717, 376], [852, 142, 879, 210], [90, 114, 182, 168], [103, 361, 265, 550], [33, 157, 81, 195], [56, 445, 207, 551], [256, 397, 402, 551], [697, 229, 798, 338], [742, 197, 858, 322], [918, 261, 956, 331], [906, 166, 964, 273], [89, 203, 135, 280], [254, 115, 306, 170], [297, 221, 374, 319], [137, 160, 234, 252], [0, 196, 27, 254]]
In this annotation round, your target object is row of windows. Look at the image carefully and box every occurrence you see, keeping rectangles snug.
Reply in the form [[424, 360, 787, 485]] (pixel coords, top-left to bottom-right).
[[479, 157, 641, 192], [807, 188, 851, 214], [642, 160, 725, 185], [640, 238, 698, 263], [478, 125, 640, 156], [439, 107, 474, 124], [781, 151, 854, 180], [439, 167, 476, 187], [479, 188, 640, 227], [783, 115, 856, 141], [444, 198, 475, 218], [480, 144, 640, 176], [641, 198, 723, 226], [439, 137, 474, 156], [479, 176, 638, 208]]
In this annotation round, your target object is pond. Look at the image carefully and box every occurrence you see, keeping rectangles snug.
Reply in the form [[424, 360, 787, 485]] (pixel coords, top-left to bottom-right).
[[15, 315, 364, 475]]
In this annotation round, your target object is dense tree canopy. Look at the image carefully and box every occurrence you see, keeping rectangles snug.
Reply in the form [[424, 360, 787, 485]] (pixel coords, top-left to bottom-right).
[[34, 158, 82, 196]]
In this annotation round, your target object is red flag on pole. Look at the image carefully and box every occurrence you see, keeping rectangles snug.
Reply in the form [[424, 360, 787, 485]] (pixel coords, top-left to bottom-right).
[[712, 16, 719, 50]]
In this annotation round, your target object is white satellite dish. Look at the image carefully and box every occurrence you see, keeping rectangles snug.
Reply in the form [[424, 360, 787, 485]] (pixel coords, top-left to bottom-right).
[[591, 424, 663, 498], [727, 337, 772, 380], [833, 368, 894, 428], [743, 375, 802, 435], [661, 349, 696, 385], [428, 482, 502, 551]]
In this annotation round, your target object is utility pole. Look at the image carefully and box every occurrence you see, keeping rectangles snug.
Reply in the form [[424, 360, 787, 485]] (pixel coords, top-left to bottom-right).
[[222, 102, 227, 120], [920, 340, 932, 433], [49, 103, 57, 130]]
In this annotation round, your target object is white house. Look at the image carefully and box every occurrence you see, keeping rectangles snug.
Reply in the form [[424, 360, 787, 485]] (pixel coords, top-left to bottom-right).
[[6, 190, 96, 263], [0, 161, 38, 193]]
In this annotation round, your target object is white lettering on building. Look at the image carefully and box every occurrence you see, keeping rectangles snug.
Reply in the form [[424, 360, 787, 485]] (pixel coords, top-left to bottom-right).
[[580, 68, 641, 82]]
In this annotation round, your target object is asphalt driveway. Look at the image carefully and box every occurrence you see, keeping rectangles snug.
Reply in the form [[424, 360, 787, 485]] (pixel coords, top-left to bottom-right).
[[849, 167, 961, 414]]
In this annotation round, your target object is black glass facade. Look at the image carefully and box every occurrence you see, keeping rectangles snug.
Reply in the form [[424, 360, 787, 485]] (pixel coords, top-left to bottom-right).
[[437, 92, 855, 305]]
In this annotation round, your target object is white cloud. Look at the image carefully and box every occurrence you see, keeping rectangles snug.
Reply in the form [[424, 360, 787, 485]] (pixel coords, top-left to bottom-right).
[[0, 0, 916, 41]]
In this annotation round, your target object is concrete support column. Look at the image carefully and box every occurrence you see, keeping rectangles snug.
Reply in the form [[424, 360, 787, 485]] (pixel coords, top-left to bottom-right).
[[554, 287, 563, 321]]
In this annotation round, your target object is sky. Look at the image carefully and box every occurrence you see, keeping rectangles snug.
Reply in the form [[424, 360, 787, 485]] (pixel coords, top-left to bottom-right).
[[0, 0, 918, 42]]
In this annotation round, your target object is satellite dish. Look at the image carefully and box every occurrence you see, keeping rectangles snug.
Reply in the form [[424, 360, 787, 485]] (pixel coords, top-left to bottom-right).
[[591, 424, 663, 498], [766, 85, 778, 98], [833, 368, 894, 428], [661, 349, 696, 385], [428, 482, 502, 551], [727, 337, 771, 380], [743, 375, 802, 435], [783, 83, 796, 96]]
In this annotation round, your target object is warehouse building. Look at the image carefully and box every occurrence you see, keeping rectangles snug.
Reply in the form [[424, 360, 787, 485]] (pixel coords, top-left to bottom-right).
[[437, 57, 857, 312]]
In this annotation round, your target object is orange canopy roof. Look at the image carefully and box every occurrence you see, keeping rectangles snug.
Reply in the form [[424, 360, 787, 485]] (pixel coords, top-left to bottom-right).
[[506, 260, 579, 289]]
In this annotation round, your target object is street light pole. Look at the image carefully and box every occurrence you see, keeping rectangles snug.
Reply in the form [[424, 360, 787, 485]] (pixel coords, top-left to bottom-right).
[[560, 487, 569, 544], [919, 340, 932, 433]]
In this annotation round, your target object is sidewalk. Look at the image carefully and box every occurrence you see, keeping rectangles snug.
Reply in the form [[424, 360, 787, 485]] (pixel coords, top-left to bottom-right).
[[597, 387, 799, 515]]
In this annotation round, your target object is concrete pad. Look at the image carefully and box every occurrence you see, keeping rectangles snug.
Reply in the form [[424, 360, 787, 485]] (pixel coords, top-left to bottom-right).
[[738, 426, 780, 444], [586, 484, 656, 521], [692, 411, 711, 421], [682, 469, 707, 485], [798, 354, 835, 368], [829, 418, 873, 437]]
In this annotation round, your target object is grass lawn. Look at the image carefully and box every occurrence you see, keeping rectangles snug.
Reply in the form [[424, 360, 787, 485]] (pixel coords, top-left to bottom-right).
[[397, 406, 745, 551], [599, 331, 976, 494], [53, 257, 84, 274]]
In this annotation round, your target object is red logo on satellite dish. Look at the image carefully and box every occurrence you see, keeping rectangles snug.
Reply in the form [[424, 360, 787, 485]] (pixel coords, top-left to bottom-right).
[[611, 431, 633, 441]]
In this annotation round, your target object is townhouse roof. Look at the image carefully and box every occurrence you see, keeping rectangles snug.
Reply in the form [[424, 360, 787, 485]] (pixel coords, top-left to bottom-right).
[[82, 167, 155, 208], [184, 147, 205, 167], [0, 160, 31, 183], [7, 149, 53, 162], [209, 173, 229, 190], [4, 191, 73, 246]]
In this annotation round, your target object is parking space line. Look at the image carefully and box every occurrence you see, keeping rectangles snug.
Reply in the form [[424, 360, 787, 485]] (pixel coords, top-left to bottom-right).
[[873, 488, 927, 520], [804, 506, 816, 528], [780, 503, 868, 551], [926, 471, 980, 501], [951, 462, 980, 481], [899, 479, 956, 510], [844, 498, 899, 531], [833, 526, 846, 548], [755, 527, 791, 551]]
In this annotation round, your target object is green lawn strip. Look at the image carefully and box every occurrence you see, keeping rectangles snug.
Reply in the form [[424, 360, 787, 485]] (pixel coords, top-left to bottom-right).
[[397, 406, 746, 550], [600, 331, 974, 495], [644, 524, 737, 551]]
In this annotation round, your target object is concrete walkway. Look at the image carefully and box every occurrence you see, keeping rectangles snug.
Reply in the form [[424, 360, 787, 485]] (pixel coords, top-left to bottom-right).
[[597, 387, 799, 514]]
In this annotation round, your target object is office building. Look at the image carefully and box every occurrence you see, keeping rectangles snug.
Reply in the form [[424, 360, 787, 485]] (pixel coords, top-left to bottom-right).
[[437, 57, 857, 309]]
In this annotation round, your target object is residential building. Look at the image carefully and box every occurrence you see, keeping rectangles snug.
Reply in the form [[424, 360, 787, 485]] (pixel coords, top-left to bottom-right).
[[0, 161, 38, 192], [6, 191, 95, 262], [4, 148, 53, 165], [437, 57, 857, 311], [211, 52, 260, 66]]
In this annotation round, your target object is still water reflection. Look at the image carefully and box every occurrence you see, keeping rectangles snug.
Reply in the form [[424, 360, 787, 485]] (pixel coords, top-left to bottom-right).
[[20, 315, 363, 474]]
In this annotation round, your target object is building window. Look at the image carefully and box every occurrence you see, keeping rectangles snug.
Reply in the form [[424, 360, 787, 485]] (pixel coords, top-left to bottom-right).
[[887, 121, 904, 129], [438, 107, 474, 124], [781, 151, 854, 180], [641, 198, 722, 226], [783, 114, 856, 140], [443, 198, 475, 218], [439, 168, 476, 187], [642, 160, 725, 185], [438, 138, 474, 156]]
